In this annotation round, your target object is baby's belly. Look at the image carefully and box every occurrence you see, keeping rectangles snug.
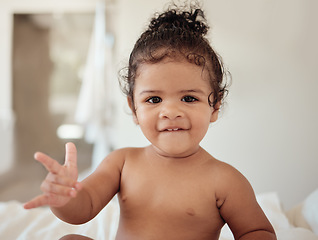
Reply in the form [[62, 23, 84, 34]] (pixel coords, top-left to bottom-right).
[[115, 216, 222, 240]]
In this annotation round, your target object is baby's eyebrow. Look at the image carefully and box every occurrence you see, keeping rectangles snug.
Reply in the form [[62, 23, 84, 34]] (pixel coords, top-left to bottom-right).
[[138, 90, 162, 95], [180, 89, 205, 94], [138, 89, 206, 95]]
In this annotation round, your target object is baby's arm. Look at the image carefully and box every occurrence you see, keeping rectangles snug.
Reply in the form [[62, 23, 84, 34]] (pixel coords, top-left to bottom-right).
[[24, 143, 123, 225], [216, 163, 276, 240]]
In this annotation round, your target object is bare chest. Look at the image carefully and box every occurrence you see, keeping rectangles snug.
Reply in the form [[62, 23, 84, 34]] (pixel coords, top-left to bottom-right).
[[117, 160, 224, 239]]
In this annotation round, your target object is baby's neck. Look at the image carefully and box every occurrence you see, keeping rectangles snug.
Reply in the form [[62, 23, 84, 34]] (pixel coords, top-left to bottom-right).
[[145, 145, 210, 165]]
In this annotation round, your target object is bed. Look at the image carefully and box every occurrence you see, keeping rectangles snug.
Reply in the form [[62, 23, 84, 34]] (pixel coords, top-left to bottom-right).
[[0, 190, 317, 239]]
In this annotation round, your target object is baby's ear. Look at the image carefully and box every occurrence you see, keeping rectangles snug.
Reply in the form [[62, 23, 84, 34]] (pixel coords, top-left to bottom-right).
[[127, 97, 139, 124], [210, 102, 221, 123]]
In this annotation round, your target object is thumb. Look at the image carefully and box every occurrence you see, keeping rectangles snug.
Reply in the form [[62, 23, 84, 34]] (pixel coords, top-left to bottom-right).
[[64, 142, 78, 168]]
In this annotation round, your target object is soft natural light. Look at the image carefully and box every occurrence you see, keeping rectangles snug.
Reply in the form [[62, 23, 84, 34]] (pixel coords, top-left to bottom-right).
[[57, 124, 84, 139]]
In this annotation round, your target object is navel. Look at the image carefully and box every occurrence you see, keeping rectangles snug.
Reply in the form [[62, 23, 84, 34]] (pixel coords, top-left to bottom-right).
[[185, 208, 196, 216], [120, 195, 128, 202]]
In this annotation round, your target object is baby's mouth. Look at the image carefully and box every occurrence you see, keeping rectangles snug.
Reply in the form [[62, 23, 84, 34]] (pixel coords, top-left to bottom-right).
[[166, 128, 180, 131], [162, 128, 184, 132]]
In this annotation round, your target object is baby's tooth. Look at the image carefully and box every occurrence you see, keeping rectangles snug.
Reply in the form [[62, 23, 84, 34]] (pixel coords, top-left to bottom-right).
[[166, 128, 179, 131]]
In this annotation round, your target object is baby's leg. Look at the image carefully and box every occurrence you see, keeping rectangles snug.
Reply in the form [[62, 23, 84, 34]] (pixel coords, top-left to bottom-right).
[[59, 234, 94, 240]]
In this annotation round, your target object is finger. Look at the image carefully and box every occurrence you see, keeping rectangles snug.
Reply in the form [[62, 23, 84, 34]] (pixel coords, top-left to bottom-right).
[[23, 194, 49, 209], [41, 180, 78, 197], [35, 152, 62, 174], [46, 172, 78, 189], [64, 142, 77, 168]]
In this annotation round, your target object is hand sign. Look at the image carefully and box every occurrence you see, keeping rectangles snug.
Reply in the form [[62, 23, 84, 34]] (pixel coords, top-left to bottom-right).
[[24, 142, 82, 209]]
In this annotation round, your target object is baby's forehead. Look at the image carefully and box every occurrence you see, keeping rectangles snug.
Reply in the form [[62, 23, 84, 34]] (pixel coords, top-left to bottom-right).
[[136, 56, 211, 79], [135, 59, 212, 90]]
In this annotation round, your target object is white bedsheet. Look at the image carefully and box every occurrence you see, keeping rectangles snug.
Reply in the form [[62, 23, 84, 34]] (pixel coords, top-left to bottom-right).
[[0, 198, 119, 240], [0, 193, 317, 240]]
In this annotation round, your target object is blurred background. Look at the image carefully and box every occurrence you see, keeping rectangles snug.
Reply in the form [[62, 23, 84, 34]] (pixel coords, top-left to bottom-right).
[[0, 0, 317, 211]]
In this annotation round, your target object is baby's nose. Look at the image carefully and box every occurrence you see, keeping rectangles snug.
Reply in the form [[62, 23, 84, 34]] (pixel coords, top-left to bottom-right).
[[159, 103, 184, 119]]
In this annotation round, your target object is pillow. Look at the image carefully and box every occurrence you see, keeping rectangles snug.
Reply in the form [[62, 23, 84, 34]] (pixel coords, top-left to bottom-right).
[[276, 227, 318, 240], [287, 188, 318, 236], [286, 202, 311, 230], [303, 189, 318, 235]]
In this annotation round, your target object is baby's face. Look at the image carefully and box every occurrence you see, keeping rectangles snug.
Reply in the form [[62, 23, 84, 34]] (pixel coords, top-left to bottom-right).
[[130, 59, 219, 158]]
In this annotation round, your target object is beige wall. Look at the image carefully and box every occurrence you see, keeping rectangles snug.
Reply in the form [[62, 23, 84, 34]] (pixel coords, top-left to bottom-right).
[[1, 0, 317, 209]]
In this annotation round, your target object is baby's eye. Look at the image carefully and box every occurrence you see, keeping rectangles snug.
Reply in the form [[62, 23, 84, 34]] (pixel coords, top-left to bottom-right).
[[146, 96, 162, 104], [182, 96, 198, 103]]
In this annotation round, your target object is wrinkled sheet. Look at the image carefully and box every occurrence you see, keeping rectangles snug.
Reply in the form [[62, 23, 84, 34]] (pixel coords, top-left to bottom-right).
[[0, 198, 119, 240], [0, 193, 317, 240]]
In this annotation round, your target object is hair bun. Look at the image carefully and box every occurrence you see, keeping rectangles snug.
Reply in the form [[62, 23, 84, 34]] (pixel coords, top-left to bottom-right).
[[149, 8, 208, 37]]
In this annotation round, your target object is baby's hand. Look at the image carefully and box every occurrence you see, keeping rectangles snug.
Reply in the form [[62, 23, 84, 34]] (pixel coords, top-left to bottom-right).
[[23, 142, 82, 209]]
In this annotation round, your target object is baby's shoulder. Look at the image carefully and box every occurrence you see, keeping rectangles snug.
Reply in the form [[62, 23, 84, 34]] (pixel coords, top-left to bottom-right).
[[106, 147, 146, 164], [207, 158, 250, 188], [111, 147, 146, 158], [211, 159, 254, 205], [209, 158, 242, 175], [204, 157, 239, 176], [95, 147, 146, 175]]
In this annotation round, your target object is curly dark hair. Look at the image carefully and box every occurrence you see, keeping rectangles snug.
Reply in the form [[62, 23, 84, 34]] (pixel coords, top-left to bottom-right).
[[119, 2, 229, 112]]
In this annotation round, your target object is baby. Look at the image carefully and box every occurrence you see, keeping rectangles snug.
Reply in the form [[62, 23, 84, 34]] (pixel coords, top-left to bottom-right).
[[24, 3, 276, 240]]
